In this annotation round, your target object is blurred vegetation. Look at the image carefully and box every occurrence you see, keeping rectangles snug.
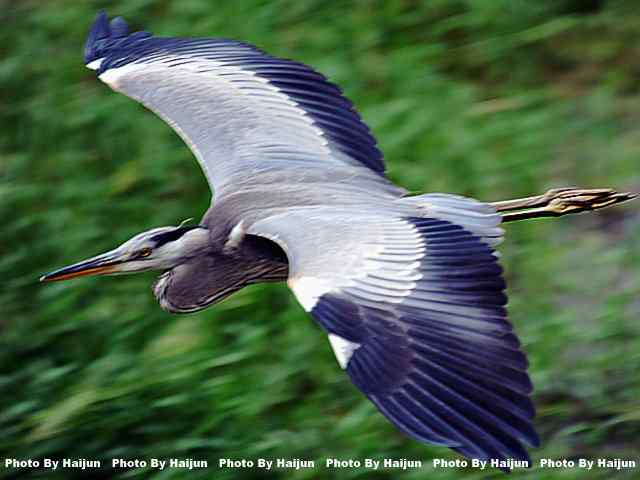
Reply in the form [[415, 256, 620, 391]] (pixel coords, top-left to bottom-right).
[[1, 0, 639, 479]]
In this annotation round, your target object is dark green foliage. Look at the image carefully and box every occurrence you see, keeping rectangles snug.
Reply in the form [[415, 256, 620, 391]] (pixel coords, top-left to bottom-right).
[[2, 1, 639, 479]]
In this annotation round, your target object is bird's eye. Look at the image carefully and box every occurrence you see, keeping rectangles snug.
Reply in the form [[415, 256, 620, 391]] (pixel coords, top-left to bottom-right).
[[138, 248, 152, 258]]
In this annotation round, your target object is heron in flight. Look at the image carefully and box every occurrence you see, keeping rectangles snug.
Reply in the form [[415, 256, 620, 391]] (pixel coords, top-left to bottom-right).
[[42, 13, 635, 468]]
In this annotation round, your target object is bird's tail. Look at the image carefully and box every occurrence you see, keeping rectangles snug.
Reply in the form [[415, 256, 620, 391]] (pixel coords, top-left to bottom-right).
[[399, 193, 504, 246]]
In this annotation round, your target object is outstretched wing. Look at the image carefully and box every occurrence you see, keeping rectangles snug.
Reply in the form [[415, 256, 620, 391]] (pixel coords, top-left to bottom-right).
[[84, 13, 386, 200], [248, 200, 539, 465]]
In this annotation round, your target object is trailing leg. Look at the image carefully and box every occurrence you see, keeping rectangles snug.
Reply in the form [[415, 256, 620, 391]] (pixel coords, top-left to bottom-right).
[[491, 187, 636, 223]]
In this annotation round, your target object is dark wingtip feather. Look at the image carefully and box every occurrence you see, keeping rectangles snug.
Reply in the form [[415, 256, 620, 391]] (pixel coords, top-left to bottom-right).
[[84, 12, 154, 71], [84, 11, 110, 63], [109, 16, 129, 38], [92, 10, 110, 38]]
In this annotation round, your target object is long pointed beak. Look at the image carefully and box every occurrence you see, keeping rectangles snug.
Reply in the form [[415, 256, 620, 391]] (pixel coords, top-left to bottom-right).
[[40, 250, 123, 282]]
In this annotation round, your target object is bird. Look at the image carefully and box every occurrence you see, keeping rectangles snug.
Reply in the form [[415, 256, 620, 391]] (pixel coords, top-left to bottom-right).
[[41, 12, 635, 470]]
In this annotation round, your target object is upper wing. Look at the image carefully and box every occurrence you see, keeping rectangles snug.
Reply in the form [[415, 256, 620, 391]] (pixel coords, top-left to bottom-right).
[[84, 13, 386, 200], [248, 199, 539, 465]]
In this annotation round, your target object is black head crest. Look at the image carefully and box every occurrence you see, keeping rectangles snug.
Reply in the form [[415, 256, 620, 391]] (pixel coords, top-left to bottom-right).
[[150, 226, 201, 247]]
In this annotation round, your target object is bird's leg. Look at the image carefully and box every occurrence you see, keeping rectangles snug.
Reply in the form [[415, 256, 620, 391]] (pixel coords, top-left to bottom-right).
[[492, 187, 637, 223]]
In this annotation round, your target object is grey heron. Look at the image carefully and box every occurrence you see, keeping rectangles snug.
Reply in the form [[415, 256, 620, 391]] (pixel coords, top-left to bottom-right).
[[41, 12, 635, 469]]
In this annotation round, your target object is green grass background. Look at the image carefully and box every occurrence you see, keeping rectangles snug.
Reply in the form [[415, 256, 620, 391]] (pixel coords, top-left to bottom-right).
[[1, 0, 639, 478]]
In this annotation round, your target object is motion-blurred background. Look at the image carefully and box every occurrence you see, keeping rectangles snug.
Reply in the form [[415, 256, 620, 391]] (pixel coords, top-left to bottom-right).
[[2, 1, 639, 479]]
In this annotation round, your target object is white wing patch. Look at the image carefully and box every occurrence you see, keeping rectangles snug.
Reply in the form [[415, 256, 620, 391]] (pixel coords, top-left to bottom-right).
[[86, 58, 104, 70], [289, 276, 334, 311], [98, 62, 146, 91], [328, 333, 361, 369]]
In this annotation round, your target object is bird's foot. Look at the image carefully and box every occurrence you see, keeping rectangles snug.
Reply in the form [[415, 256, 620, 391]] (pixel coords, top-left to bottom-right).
[[543, 188, 637, 216], [495, 187, 637, 222]]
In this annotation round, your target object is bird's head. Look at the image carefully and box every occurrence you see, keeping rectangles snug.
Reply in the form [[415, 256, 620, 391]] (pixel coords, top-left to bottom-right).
[[40, 225, 209, 282]]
